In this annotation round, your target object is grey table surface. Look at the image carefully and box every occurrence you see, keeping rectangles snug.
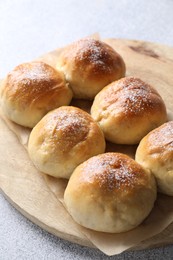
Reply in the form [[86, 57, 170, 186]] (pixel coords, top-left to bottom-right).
[[0, 0, 173, 259]]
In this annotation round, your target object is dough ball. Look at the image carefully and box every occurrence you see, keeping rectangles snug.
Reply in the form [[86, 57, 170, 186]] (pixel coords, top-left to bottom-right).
[[91, 77, 167, 144], [56, 38, 125, 99], [64, 152, 156, 233], [136, 121, 173, 196], [0, 61, 73, 127], [28, 106, 106, 179]]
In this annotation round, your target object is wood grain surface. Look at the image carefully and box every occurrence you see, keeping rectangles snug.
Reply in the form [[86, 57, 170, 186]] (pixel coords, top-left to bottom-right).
[[0, 39, 173, 254]]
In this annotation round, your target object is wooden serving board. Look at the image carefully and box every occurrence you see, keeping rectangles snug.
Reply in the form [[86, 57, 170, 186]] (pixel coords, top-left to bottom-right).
[[1, 38, 173, 255]]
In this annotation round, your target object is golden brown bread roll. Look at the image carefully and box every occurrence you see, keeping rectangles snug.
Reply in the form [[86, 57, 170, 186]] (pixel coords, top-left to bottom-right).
[[135, 121, 173, 196], [56, 38, 126, 99], [28, 106, 106, 179], [0, 61, 73, 127], [91, 77, 167, 144], [64, 152, 156, 233]]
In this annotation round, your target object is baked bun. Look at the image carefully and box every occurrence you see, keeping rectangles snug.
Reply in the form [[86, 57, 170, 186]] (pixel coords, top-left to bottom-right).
[[56, 38, 125, 99], [28, 106, 105, 179], [64, 152, 156, 233], [91, 77, 167, 144], [0, 61, 73, 127], [136, 121, 173, 196]]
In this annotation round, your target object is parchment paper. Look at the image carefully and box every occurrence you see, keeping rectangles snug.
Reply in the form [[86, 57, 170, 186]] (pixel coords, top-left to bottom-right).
[[1, 37, 173, 256]]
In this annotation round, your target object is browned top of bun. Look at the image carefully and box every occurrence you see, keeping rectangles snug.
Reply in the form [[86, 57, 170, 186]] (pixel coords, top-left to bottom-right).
[[59, 38, 125, 82], [98, 77, 166, 119], [35, 106, 99, 154], [2, 61, 66, 109], [141, 121, 173, 156], [75, 152, 151, 196]]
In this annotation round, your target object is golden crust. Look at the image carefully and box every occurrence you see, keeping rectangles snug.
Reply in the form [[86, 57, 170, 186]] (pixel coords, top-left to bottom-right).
[[64, 152, 156, 233], [136, 121, 173, 195], [56, 38, 126, 99], [72, 153, 153, 194], [91, 77, 167, 144], [138, 121, 173, 156], [28, 106, 106, 179], [0, 61, 73, 127]]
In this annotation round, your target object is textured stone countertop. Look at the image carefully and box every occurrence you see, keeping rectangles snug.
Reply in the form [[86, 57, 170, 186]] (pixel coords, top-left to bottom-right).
[[0, 0, 173, 259]]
